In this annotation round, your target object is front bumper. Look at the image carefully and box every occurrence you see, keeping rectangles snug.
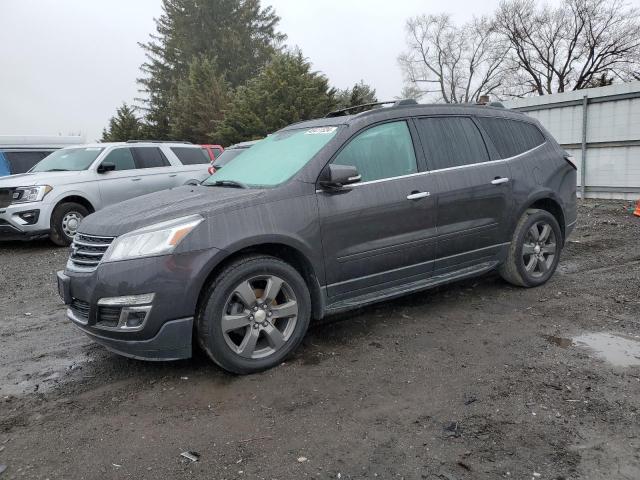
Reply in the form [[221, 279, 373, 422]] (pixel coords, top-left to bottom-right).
[[0, 200, 53, 239], [56, 247, 225, 361]]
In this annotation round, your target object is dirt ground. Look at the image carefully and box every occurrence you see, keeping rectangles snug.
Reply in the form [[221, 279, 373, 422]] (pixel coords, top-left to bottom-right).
[[1, 200, 639, 480]]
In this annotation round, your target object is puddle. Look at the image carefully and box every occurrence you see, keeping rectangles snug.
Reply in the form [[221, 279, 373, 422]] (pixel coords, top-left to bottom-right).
[[543, 332, 640, 367], [573, 333, 640, 368]]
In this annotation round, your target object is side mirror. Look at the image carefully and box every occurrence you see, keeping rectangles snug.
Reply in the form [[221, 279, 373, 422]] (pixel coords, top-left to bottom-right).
[[97, 162, 116, 174], [319, 164, 361, 189]]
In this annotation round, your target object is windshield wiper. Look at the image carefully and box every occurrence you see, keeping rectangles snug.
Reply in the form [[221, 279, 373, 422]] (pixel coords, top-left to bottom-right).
[[207, 180, 248, 189], [44, 168, 69, 172]]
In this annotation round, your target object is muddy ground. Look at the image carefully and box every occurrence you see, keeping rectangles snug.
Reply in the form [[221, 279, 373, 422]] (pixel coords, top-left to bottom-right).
[[1, 200, 639, 480]]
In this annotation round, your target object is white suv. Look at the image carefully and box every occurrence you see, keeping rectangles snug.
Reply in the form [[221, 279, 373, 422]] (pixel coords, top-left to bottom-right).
[[0, 141, 211, 245]]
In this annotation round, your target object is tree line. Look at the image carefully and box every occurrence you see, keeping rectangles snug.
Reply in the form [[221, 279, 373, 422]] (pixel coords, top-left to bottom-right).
[[102, 0, 376, 144], [103, 0, 640, 144], [399, 0, 640, 102]]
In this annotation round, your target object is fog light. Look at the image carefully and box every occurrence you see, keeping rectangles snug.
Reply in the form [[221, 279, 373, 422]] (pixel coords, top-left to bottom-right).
[[124, 310, 147, 328], [95, 294, 154, 331], [16, 209, 40, 225]]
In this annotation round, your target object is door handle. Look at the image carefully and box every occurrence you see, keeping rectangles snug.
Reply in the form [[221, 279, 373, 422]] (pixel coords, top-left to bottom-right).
[[491, 177, 509, 185], [407, 191, 430, 200], [131, 178, 142, 182], [169, 174, 177, 178]]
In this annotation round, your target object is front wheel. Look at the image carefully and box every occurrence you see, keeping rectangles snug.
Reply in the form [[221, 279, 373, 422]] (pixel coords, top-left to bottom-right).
[[196, 255, 311, 374], [499, 209, 563, 287], [49, 202, 89, 246]]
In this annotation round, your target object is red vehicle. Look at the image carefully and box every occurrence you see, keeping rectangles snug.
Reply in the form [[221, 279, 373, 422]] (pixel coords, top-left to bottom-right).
[[201, 144, 224, 174]]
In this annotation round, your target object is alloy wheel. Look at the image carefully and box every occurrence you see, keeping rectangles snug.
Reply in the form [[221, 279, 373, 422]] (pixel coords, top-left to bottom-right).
[[221, 275, 299, 359], [522, 220, 556, 278]]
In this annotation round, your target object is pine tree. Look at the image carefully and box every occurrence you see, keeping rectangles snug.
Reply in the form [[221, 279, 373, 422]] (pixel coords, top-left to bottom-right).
[[138, 0, 285, 139], [215, 50, 337, 145], [101, 103, 143, 142], [170, 56, 230, 143], [334, 81, 378, 110]]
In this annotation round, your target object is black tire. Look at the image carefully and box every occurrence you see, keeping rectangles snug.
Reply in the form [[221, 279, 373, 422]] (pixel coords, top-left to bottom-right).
[[499, 209, 563, 287], [49, 202, 89, 246], [196, 255, 311, 374]]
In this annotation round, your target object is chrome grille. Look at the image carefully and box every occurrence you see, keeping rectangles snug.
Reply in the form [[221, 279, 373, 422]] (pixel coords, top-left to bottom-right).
[[69, 233, 115, 271]]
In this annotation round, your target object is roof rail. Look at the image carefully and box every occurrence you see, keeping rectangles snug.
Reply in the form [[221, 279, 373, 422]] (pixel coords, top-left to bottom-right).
[[125, 140, 193, 144], [325, 99, 418, 118]]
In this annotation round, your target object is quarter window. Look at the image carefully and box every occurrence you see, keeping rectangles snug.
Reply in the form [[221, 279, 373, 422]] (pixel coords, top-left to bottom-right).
[[102, 148, 136, 171], [171, 147, 210, 165], [131, 147, 170, 169], [475, 117, 546, 159], [332, 121, 417, 182], [415, 117, 489, 170]]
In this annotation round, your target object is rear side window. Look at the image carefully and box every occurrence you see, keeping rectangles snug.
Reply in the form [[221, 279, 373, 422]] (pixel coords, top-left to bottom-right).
[[102, 148, 135, 171], [332, 121, 418, 182], [476, 117, 546, 158], [171, 147, 210, 165], [4, 151, 51, 174], [415, 117, 489, 170], [131, 147, 170, 169]]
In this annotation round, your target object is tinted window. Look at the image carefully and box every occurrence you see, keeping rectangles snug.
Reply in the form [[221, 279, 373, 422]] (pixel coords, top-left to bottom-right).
[[415, 117, 489, 170], [102, 148, 135, 171], [476, 117, 546, 158], [332, 121, 417, 182], [131, 147, 170, 169], [4, 151, 51, 174], [171, 147, 210, 165]]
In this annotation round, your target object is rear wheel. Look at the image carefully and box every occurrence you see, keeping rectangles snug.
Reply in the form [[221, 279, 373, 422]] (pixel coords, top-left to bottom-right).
[[196, 255, 311, 374], [49, 202, 89, 246], [499, 209, 562, 287]]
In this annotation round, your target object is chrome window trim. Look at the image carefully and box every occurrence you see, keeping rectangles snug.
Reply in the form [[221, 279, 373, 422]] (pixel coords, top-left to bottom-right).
[[315, 142, 545, 192]]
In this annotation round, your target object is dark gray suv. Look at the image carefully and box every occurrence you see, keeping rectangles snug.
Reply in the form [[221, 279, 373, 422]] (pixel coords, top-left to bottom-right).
[[57, 101, 577, 374]]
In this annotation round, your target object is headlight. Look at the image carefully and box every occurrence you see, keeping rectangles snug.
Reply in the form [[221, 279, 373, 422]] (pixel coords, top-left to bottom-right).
[[102, 215, 204, 263], [12, 185, 52, 203]]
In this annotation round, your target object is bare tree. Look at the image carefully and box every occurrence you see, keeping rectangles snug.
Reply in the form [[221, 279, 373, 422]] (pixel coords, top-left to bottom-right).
[[495, 0, 640, 95], [398, 14, 511, 103]]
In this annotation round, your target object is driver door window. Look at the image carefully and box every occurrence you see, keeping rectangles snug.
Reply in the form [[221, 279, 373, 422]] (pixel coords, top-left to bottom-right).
[[332, 121, 418, 182], [102, 148, 136, 171]]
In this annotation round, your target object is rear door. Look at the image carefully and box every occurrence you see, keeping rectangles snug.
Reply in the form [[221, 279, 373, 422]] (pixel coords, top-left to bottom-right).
[[169, 146, 211, 185], [97, 147, 145, 206], [414, 116, 513, 273], [317, 120, 438, 299], [130, 147, 175, 193]]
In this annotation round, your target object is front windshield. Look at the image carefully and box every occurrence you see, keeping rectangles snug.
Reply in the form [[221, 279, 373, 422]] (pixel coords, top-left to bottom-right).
[[213, 148, 246, 168], [204, 126, 339, 187], [30, 147, 104, 172]]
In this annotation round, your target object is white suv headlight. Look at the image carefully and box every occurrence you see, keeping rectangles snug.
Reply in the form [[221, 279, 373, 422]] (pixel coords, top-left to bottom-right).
[[102, 215, 204, 263], [13, 185, 53, 203]]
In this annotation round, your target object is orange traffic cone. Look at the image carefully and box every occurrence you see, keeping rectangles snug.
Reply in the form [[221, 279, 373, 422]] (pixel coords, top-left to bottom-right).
[[634, 199, 640, 217]]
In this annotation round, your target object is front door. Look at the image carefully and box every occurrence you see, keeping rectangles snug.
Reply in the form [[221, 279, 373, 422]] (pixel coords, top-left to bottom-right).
[[413, 116, 513, 273], [318, 120, 438, 299], [97, 147, 145, 207]]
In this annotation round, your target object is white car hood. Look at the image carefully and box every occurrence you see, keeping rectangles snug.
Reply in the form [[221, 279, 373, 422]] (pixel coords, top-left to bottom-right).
[[0, 171, 90, 188]]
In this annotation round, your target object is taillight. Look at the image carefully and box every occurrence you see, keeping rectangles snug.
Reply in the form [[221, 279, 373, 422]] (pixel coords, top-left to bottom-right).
[[563, 154, 577, 170]]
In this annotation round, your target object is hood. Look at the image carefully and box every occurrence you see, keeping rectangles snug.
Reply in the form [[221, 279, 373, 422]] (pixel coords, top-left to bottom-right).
[[0, 171, 90, 188], [79, 185, 266, 237]]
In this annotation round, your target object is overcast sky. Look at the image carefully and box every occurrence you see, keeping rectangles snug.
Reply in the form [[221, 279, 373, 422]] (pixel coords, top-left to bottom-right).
[[0, 0, 619, 142]]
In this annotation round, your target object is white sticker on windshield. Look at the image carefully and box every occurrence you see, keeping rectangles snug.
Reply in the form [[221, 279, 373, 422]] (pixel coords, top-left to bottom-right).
[[305, 127, 337, 135]]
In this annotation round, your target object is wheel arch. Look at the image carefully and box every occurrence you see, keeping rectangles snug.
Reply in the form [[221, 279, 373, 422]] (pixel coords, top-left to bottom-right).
[[516, 192, 566, 243], [52, 195, 96, 214], [196, 242, 325, 321]]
